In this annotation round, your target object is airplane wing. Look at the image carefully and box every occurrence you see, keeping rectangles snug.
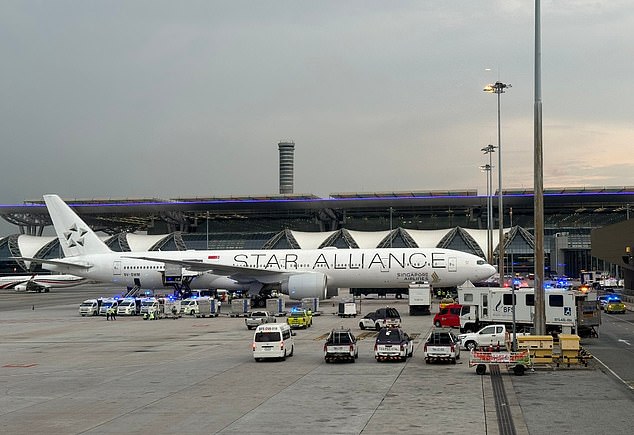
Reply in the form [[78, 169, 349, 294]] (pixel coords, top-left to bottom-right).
[[11, 257, 93, 270]]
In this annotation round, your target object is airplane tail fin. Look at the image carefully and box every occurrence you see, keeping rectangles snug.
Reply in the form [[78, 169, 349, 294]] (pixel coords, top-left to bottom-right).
[[43, 194, 112, 257]]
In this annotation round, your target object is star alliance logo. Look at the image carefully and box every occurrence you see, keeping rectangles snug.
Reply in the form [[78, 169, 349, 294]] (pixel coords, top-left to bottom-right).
[[64, 223, 88, 248]]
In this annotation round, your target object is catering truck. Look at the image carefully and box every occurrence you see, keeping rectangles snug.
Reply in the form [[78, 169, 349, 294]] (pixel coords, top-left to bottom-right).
[[408, 282, 432, 315], [457, 283, 600, 336]]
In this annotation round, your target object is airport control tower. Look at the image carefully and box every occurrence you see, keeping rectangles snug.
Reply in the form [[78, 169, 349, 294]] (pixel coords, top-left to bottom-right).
[[278, 141, 295, 194]]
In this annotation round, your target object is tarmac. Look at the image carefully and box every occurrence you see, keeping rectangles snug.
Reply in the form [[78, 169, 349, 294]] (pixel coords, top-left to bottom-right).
[[0, 294, 632, 434]]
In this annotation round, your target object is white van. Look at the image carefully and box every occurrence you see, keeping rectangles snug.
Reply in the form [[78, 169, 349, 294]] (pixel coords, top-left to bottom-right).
[[252, 324, 295, 362], [78, 299, 99, 316]]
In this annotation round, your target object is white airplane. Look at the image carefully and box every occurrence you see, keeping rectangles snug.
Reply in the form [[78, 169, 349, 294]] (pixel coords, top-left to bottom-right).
[[0, 274, 89, 292], [21, 194, 496, 300]]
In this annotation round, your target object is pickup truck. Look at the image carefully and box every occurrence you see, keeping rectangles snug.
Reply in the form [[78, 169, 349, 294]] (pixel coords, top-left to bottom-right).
[[457, 324, 529, 351], [423, 328, 461, 364], [245, 311, 276, 330], [287, 308, 313, 329], [359, 307, 401, 331], [374, 327, 414, 362], [324, 328, 358, 362]]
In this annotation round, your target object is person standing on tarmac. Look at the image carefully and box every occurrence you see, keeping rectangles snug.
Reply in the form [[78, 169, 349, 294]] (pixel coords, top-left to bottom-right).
[[111, 308, 117, 320], [106, 308, 111, 321]]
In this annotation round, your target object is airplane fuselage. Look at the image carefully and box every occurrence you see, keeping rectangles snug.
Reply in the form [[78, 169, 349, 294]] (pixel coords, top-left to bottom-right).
[[45, 248, 494, 291]]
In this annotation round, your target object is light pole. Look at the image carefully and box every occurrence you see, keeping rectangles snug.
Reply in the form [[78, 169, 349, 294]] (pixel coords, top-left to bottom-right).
[[484, 81, 511, 287], [510, 206, 516, 351], [479, 163, 492, 264], [206, 211, 210, 250], [481, 144, 496, 264]]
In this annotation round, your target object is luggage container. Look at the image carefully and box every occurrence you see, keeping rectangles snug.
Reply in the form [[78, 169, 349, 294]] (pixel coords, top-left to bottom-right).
[[302, 297, 319, 314], [266, 298, 286, 316], [338, 301, 357, 318], [231, 298, 250, 316]]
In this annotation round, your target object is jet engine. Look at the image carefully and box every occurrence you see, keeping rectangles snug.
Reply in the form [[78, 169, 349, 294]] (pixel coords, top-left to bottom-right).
[[282, 272, 327, 300]]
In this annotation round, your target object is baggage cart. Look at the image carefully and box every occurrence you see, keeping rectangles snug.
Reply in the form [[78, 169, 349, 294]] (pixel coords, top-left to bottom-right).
[[469, 349, 532, 376]]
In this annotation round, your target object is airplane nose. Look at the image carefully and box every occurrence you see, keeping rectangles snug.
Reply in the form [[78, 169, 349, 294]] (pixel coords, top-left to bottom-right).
[[481, 264, 496, 279]]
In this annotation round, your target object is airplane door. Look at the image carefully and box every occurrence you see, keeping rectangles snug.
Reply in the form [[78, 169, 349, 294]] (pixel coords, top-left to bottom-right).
[[113, 261, 121, 276], [448, 257, 457, 272]]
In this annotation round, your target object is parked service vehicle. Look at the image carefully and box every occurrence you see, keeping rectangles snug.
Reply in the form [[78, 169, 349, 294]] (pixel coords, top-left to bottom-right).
[[338, 301, 357, 318], [287, 308, 312, 329], [433, 304, 462, 328], [423, 328, 461, 364], [374, 327, 414, 362], [457, 324, 528, 351], [604, 298, 626, 314], [457, 284, 601, 335], [98, 298, 119, 316], [79, 299, 99, 316], [117, 298, 140, 316], [359, 307, 401, 331], [181, 297, 216, 317], [140, 297, 162, 316], [408, 282, 432, 315], [246, 311, 276, 330], [599, 294, 620, 310], [252, 323, 295, 362], [324, 328, 358, 363]]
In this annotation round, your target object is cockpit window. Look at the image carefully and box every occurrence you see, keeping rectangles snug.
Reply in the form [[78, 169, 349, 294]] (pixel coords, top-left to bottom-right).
[[477, 260, 486, 265]]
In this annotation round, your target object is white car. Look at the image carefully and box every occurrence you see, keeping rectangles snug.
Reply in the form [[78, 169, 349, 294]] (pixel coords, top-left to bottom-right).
[[245, 311, 276, 330], [359, 307, 401, 331]]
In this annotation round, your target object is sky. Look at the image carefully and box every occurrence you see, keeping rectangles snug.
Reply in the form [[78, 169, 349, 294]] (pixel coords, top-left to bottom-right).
[[1, 1, 633, 207]]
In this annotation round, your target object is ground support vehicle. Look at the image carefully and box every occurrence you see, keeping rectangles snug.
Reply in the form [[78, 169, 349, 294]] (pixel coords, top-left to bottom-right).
[[163, 299, 181, 319], [98, 298, 119, 316], [117, 298, 140, 316], [245, 311, 276, 330], [457, 284, 601, 336], [374, 327, 414, 362], [433, 303, 462, 328], [457, 324, 529, 351], [338, 301, 357, 318], [408, 282, 431, 315], [79, 299, 99, 316], [423, 328, 461, 364], [287, 308, 312, 329], [252, 324, 294, 362], [324, 328, 358, 363], [469, 349, 532, 376], [140, 297, 163, 316], [359, 307, 401, 331], [604, 298, 626, 314]]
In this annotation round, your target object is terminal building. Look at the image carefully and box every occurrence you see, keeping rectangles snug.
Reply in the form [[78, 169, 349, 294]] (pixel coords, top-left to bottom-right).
[[1, 186, 633, 286]]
